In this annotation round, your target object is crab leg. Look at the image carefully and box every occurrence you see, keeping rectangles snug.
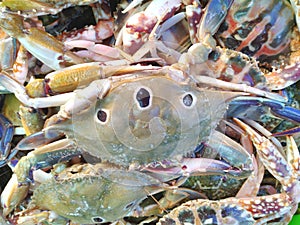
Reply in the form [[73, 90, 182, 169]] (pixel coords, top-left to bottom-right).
[[290, 0, 300, 30], [0, 64, 159, 108], [229, 96, 300, 123], [0, 0, 99, 16], [198, 0, 234, 39], [0, 73, 75, 108], [272, 126, 300, 136], [235, 155, 265, 198], [193, 75, 287, 102], [142, 130, 253, 182], [0, 13, 84, 70], [0, 114, 13, 158], [264, 62, 300, 90], [235, 119, 297, 188], [141, 158, 240, 182]]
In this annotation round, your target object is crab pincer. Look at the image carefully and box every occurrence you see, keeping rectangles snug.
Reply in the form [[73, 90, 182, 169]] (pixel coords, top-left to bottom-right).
[[0, 114, 16, 167], [229, 96, 300, 123]]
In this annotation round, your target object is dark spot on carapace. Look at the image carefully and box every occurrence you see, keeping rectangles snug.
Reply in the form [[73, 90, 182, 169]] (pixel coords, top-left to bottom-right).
[[97, 110, 107, 123], [136, 88, 150, 108]]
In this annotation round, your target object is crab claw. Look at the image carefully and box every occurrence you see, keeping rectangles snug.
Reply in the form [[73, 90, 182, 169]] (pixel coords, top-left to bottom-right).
[[15, 129, 64, 151], [0, 13, 84, 70], [0, 114, 14, 165], [1, 174, 29, 217], [229, 96, 300, 123], [141, 158, 238, 182], [272, 126, 300, 136], [234, 119, 299, 196], [198, 0, 234, 38]]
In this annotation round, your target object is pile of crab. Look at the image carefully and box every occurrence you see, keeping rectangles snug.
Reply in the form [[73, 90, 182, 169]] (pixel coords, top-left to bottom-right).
[[0, 0, 300, 224]]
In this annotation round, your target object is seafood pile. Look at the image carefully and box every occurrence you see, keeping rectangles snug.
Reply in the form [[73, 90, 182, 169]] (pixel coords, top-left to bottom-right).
[[0, 0, 299, 224]]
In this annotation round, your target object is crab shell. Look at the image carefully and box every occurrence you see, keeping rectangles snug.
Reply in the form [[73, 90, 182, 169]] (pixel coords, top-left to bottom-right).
[[47, 75, 241, 166], [28, 163, 165, 224]]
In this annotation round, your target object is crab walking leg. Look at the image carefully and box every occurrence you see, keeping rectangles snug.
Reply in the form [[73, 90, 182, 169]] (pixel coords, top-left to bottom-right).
[[197, 0, 233, 39], [235, 155, 265, 198], [264, 62, 300, 90], [194, 75, 287, 102], [0, 114, 15, 167], [1, 139, 81, 216], [31, 63, 158, 96], [234, 119, 298, 192], [0, 73, 75, 108], [0, 0, 99, 16], [0, 64, 159, 108], [234, 119, 300, 223], [286, 135, 300, 173], [12, 45, 28, 85], [0, 13, 84, 70], [273, 126, 300, 136]]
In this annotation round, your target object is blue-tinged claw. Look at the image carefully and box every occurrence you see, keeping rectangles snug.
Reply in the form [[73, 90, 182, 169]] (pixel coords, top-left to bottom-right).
[[272, 126, 300, 137], [229, 96, 300, 123], [0, 114, 14, 167], [199, 0, 234, 38], [270, 105, 300, 123], [16, 130, 64, 151]]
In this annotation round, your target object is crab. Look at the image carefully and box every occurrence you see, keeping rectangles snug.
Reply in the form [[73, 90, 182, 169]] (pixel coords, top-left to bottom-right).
[[115, 0, 300, 89], [158, 118, 300, 224]]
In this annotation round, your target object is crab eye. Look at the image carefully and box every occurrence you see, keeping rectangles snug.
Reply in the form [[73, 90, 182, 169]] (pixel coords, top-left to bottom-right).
[[135, 87, 151, 108], [92, 216, 104, 223], [182, 93, 194, 107], [96, 109, 108, 123]]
